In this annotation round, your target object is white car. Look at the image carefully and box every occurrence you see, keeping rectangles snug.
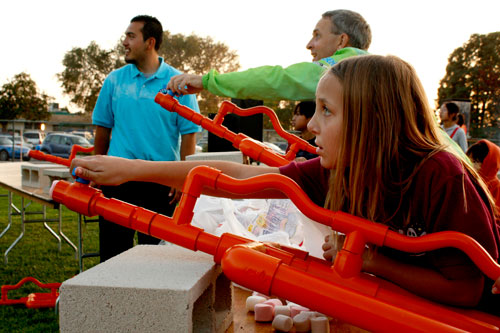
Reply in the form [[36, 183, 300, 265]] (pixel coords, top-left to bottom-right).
[[24, 130, 46, 146]]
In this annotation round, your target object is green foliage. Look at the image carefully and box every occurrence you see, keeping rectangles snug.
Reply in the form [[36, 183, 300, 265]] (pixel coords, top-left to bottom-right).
[[0, 73, 51, 121], [263, 100, 296, 131], [57, 41, 124, 114], [57, 32, 240, 116], [159, 31, 241, 116], [437, 32, 500, 138], [0, 188, 99, 331]]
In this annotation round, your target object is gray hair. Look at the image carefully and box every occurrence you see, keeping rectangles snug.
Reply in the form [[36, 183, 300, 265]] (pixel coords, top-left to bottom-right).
[[322, 10, 372, 50]]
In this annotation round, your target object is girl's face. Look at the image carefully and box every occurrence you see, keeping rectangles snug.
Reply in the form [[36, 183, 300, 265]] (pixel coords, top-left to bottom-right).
[[308, 73, 344, 169]]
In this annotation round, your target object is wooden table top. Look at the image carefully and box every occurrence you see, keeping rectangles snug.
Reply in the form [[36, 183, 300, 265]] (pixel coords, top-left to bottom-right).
[[227, 286, 368, 333], [0, 162, 58, 208]]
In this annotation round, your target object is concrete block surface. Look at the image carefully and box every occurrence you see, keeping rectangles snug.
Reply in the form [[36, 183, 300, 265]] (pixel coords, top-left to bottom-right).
[[59, 244, 232, 333], [21, 162, 64, 188]]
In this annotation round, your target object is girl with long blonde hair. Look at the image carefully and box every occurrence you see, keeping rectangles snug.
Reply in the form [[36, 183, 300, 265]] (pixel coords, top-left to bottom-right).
[[71, 55, 498, 312]]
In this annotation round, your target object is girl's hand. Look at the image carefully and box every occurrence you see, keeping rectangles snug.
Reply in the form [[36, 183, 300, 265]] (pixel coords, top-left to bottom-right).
[[70, 155, 135, 186], [492, 277, 500, 294], [322, 233, 345, 262]]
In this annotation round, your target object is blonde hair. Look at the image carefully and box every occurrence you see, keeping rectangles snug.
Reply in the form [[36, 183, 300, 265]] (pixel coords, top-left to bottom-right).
[[324, 55, 496, 225]]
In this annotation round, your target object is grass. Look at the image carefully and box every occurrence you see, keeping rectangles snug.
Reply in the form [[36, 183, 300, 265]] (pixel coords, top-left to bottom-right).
[[0, 187, 100, 332]]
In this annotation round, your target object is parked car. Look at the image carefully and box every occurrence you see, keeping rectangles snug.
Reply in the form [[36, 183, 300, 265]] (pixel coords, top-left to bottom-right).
[[71, 130, 94, 144], [23, 130, 46, 146], [0, 137, 31, 161], [40, 132, 92, 158], [0, 133, 34, 149]]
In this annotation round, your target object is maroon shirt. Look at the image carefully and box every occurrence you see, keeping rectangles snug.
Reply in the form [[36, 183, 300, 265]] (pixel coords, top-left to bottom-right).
[[280, 153, 500, 312]]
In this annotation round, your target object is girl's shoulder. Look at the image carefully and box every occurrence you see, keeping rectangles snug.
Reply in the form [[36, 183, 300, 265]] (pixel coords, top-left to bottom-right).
[[419, 150, 464, 177]]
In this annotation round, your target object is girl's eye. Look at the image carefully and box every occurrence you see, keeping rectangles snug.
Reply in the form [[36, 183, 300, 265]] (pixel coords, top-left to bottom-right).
[[322, 106, 331, 116]]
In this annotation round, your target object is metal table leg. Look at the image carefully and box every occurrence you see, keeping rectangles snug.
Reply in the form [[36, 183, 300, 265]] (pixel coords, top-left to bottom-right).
[[58, 205, 77, 257]]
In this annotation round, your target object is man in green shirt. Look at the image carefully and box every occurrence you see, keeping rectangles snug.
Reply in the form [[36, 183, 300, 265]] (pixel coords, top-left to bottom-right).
[[167, 10, 371, 101]]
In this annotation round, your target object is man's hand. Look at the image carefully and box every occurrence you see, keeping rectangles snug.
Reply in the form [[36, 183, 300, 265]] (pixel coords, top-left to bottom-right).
[[167, 74, 204, 95]]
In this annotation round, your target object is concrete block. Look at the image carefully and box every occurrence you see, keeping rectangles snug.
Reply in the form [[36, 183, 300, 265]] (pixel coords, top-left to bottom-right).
[[21, 163, 66, 188], [42, 168, 73, 194], [59, 245, 233, 333], [187, 151, 243, 163]]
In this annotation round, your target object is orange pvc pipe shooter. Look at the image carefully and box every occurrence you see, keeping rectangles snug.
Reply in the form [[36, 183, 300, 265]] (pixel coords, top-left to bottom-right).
[[50, 166, 500, 332], [154, 92, 316, 166], [29, 145, 94, 167], [0, 277, 60, 308]]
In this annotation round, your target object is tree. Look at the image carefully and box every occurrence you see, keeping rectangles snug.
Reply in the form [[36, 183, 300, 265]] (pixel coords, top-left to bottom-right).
[[437, 32, 500, 138], [57, 41, 125, 114], [262, 100, 296, 131], [160, 31, 240, 115], [0, 72, 51, 127], [58, 32, 240, 115]]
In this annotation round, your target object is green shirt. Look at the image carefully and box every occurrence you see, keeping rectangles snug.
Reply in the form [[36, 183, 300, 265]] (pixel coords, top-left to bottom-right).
[[202, 47, 368, 101]]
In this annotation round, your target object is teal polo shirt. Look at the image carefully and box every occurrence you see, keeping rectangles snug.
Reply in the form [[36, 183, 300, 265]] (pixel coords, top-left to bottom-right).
[[92, 57, 201, 161]]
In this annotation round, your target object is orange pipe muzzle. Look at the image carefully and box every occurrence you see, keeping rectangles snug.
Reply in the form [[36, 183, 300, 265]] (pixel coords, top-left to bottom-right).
[[50, 180, 101, 215]]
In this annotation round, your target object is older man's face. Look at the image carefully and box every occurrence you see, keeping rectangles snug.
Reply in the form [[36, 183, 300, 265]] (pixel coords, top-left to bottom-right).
[[306, 18, 345, 61]]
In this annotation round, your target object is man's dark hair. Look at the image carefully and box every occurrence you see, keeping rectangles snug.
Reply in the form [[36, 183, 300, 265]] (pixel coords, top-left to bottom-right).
[[322, 10, 372, 50], [466, 141, 489, 163], [294, 101, 316, 119], [131, 15, 163, 50]]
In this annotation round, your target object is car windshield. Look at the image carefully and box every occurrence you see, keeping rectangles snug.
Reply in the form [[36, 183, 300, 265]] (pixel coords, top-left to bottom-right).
[[73, 136, 90, 145]]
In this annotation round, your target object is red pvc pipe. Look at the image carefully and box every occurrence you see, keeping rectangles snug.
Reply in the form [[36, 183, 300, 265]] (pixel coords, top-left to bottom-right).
[[0, 277, 60, 308], [154, 92, 316, 166], [49, 165, 500, 332], [31, 101, 500, 331], [29, 145, 94, 167]]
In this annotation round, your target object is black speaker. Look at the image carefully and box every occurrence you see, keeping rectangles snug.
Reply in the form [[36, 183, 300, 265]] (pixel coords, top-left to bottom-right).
[[207, 99, 263, 152]]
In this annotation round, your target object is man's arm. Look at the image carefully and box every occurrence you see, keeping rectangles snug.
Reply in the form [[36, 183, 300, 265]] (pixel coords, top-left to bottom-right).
[[93, 125, 111, 155], [180, 133, 197, 161], [167, 48, 367, 101], [168, 62, 324, 101]]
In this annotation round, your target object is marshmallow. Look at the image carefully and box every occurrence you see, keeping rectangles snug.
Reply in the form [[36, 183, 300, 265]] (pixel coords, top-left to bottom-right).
[[264, 298, 283, 308], [254, 303, 274, 322], [293, 312, 312, 332], [272, 314, 293, 332], [252, 291, 270, 299], [274, 305, 291, 317], [245, 295, 267, 312], [311, 316, 330, 333], [290, 305, 310, 318]]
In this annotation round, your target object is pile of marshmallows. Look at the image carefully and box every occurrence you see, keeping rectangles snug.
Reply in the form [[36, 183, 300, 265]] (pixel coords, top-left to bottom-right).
[[246, 292, 330, 332]]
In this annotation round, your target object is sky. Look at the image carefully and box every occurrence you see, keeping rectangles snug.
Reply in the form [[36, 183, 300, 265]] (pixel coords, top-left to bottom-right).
[[1, 0, 499, 113]]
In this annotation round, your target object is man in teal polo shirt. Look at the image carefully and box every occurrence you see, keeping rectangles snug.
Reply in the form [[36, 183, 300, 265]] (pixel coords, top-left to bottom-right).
[[167, 10, 371, 101], [92, 15, 201, 262]]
